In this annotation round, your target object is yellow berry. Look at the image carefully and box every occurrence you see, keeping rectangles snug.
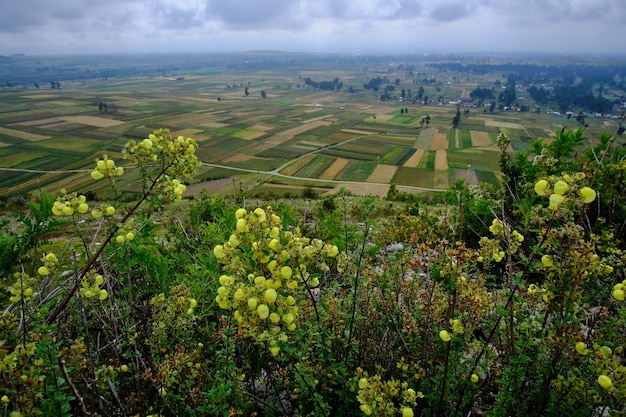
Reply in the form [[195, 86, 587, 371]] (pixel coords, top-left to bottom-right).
[[553, 181, 569, 196], [613, 289, 624, 301], [280, 266, 292, 279], [120, 365, 129, 372], [541, 255, 553, 267], [548, 193, 565, 211], [213, 245, 225, 259], [264, 288, 277, 304], [254, 207, 267, 222], [439, 330, 451, 342], [401, 407, 414, 417], [360, 404, 372, 415], [597, 375, 612, 389], [359, 378, 368, 389], [236, 218, 247, 233], [105, 206, 115, 215], [534, 180, 548, 196], [235, 208, 247, 219], [38, 266, 50, 276], [579, 187, 596, 204], [575, 342, 588, 355], [77, 203, 89, 214], [257, 304, 269, 320], [471, 374, 479, 383]]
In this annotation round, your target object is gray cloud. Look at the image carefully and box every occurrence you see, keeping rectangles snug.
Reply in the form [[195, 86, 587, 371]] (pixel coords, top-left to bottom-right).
[[0, 0, 624, 54]]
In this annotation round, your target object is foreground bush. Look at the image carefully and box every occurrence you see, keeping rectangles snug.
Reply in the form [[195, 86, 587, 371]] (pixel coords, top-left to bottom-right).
[[0, 127, 624, 416]]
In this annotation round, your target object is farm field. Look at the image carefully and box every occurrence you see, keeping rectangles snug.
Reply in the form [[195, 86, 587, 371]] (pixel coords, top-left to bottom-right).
[[0, 54, 623, 198]]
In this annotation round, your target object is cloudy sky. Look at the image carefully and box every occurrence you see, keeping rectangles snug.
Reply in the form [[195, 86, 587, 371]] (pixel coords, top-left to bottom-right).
[[2, 0, 625, 55]]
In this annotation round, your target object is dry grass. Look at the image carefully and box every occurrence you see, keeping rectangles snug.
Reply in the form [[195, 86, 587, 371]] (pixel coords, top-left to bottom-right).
[[367, 164, 398, 183], [171, 128, 204, 137], [244, 120, 331, 155], [320, 158, 350, 180], [186, 178, 235, 197], [470, 130, 492, 147], [222, 153, 268, 163], [434, 150, 448, 170], [341, 129, 377, 135], [432, 170, 449, 189], [430, 131, 449, 150], [403, 149, 425, 168], [0, 126, 50, 141], [280, 154, 316, 176], [484, 119, 525, 130], [63, 116, 125, 127]]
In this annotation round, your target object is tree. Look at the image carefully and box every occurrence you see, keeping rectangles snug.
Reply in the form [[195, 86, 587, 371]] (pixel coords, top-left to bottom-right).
[[261, 90, 267, 99], [452, 107, 461, 128], [244, 87, 249, 97]]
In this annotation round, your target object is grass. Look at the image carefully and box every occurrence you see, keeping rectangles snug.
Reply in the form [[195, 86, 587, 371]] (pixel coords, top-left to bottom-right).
[[460, 130, 472, 148], [418, 150, 436, 170]]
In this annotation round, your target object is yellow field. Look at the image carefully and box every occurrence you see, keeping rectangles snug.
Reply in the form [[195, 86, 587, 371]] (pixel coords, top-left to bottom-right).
[[367, 164, 398, 183], [168, 112, 223, 126], [0, 126, 50, 141], [249, 124, 274, 132], [244, 120, 332, 155], [320, 158, 350, 180], [430, 132, 449, 150], [280, 154, 316, 176], [470, 131, 492, 147], [186, 178, 235, 197], [302, 115, 332, 123], [171, 128, 204, 137], [14, 115, 124, 129], [403, 149, 424, 168], [341, 129, 377, 135], [222, 153, 268, 163], [20, 94, 58, 99], [233, 130, 267, 140], [484, 119, 525, 130], [434, 150, 448, 170], [43, 100, 82, 106], [14, 117, 64, 127], [63, 116, 125, 127], [433, 170, 449, 189]]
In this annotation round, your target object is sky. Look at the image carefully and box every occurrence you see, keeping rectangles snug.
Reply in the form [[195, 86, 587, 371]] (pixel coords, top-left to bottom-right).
[[2, 0, 626, 56]]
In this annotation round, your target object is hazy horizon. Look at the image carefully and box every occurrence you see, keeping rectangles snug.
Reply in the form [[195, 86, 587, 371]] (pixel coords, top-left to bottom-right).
[[2, 0, 625, 57]]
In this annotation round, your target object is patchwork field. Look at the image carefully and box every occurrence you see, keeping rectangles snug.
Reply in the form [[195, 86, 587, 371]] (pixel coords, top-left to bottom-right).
[[0, 58, 621, 198]]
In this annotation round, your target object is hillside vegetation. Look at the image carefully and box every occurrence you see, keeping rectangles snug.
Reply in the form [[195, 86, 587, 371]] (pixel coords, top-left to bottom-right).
[[0, 121, 625, 416]]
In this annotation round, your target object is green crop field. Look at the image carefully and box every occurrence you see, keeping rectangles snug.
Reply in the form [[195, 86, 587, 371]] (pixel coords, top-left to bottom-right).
[[0, 53, 624, 198]]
